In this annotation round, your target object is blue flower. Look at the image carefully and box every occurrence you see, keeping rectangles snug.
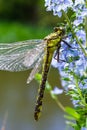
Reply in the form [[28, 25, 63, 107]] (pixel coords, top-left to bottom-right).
[[45, 0, 87, 17], [52, 33, 87, 94], [51, 86, 63, 95], [73, 0, 85, 6], [72, 100, 80, 107], [76, 30, 86, 44], [81, 127, 87, 130], [73, 17, 83, 26], [73, 4, 87, 27], [45, 0, 73, 17], [73, 6, 87, 26]]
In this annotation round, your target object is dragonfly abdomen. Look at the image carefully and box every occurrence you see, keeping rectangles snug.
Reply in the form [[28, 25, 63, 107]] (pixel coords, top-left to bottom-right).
[[34, 48, 53, 121], [34, 27, 65, 121]]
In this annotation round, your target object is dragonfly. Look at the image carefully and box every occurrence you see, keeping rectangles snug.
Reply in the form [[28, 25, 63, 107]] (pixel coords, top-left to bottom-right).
[[0, 27, 65, 121]]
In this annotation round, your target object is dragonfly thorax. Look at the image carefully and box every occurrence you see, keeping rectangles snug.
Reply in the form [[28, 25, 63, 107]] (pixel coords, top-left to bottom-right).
[[44, 27, 64, 53], [44, 27, 65, 41]]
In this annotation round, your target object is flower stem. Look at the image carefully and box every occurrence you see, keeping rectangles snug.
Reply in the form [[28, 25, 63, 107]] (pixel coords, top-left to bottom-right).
[[85, 16, 87, 48], [62, 10, 87, 57], [75, 77, 87, 106], [86, 117, 87, 127], [54, 97, 65, 112]]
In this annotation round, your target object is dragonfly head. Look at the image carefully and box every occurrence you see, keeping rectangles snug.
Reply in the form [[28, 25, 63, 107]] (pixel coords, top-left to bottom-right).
[[44, 27, 65, 45], [54, 27, 65, 37]]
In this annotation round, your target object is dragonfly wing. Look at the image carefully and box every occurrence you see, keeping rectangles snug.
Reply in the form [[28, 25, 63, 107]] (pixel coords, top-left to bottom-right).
[[27, 53, 44, 84], [23, 43, 45, 68], [0, 39, 45, 72]]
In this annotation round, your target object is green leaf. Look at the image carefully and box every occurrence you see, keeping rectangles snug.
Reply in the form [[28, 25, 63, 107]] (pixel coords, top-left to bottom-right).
[[64, 115, 76, 120], [35, 73, 42, 84], [62, 77, 70, 81], [65, 107, 80, 120]]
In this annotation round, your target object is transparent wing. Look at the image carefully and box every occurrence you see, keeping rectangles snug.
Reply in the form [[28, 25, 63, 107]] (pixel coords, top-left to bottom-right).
[[27, 53, 43, 84], [0, 39, 45, 72]]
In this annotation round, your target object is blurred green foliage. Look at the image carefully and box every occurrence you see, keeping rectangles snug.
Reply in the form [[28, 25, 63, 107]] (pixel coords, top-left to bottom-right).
[[0, 21, 52, 42], [0, 0, 39, 21], [0, 0, 64, 27], [0, 0, 65, 43]]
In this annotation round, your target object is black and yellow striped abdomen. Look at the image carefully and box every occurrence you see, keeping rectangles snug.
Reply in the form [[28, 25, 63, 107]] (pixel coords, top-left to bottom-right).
[[34, 46, 54, 120]]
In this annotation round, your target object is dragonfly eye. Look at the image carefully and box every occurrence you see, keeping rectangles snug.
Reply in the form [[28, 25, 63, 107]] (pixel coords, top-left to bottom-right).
[[54, 27, 65, 35], [54, 27, 60, 32], [54, 27, 64, 32]]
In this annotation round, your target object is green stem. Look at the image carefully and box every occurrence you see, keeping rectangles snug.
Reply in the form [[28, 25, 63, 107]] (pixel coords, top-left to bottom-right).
[[86, 117, 87, 128], [85, 17, 87, 48], [54, 96, 65, 112], [62, 10, 87, 57], [47, 81, 65, 112], [75, 77, 87, 106], [85, 0, 87, 8]]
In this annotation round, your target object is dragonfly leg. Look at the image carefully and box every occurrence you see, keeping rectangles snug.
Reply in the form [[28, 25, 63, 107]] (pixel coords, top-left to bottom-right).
[[62, 39, 72, 48], [54, 44, 61, 62]]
